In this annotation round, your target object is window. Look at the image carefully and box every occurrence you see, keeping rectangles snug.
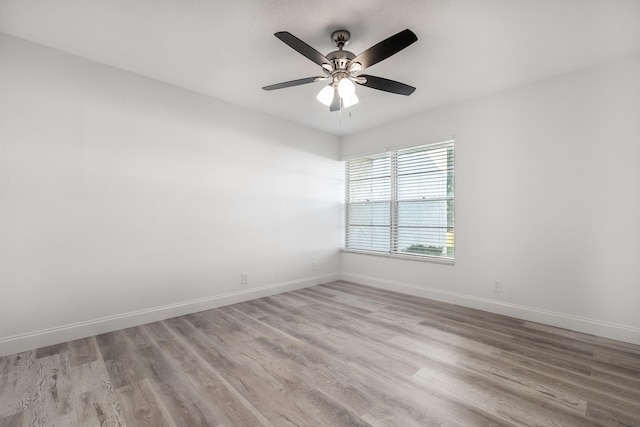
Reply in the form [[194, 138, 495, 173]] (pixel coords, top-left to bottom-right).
[[345, 140, 455, 261]]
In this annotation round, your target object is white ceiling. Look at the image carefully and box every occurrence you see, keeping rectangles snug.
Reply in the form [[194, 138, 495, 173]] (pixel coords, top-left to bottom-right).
[[1, 0, 640, 136]]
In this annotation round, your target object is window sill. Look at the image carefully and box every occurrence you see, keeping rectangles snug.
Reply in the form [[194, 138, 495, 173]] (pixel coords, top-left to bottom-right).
[[340, 248, 455, 265]]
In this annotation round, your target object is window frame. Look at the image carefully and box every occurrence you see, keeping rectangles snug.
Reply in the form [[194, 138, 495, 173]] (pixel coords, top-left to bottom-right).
[[342, 139, 455, 265]]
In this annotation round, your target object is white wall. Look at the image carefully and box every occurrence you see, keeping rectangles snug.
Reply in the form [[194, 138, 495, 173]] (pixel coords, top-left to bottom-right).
[[0, 34, 342, 356], [2, 33, 638, 356], [341, 54, 640, 344]]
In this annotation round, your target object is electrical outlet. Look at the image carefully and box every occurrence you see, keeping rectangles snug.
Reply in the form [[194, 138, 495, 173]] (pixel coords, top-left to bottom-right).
[[241, 273, 249, 285], [494, 280, 503, 293], [312, 261, 318, 271]]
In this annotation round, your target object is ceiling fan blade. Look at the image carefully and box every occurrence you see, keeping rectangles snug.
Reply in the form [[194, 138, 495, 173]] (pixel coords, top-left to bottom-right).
[[358, 75, 416, 95], [329, 88, 341, 112], [351, 29, 417, 70], [275, 32, 332, 68], [262, 76, 326, 91]]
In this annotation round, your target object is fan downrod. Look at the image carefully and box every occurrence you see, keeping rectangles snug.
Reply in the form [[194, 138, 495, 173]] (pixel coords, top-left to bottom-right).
[[331, 30, 351, 49]]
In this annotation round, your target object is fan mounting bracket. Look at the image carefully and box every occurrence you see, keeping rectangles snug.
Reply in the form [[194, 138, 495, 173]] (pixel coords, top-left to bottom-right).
[[331, 30, 351, 49]]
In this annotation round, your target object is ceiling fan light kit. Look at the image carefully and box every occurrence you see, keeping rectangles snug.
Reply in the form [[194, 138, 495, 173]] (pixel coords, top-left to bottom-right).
[[338, 78, 356, 98], [316, 85, 335, 106], [263, 28, 418, 114]]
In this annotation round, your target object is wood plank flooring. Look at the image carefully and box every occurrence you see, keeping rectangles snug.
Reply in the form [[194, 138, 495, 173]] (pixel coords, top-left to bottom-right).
[[1, 281, 640, 426]]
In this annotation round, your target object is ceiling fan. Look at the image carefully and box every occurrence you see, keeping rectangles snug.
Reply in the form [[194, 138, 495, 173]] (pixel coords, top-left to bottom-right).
[[262, 29, 418, 112]]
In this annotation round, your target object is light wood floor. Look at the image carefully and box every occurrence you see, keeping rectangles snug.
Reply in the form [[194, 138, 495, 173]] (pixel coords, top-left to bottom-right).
[[1, 281, 639, 426]]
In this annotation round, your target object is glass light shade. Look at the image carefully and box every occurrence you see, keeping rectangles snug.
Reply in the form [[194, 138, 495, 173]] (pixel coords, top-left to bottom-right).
[[316, 85, 334, 106], [343, 94, 359, 108], [338, 78, 356, 98]]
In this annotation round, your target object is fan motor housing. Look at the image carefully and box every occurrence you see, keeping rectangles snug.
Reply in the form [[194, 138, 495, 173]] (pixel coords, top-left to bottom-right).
[[327, 50, 355, 71]]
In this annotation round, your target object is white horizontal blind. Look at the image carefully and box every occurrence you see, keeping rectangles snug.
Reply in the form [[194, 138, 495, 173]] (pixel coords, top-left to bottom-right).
[[345, 152, 392, 252], [345, 140, 454, 260], [395, 141, 455, 258]]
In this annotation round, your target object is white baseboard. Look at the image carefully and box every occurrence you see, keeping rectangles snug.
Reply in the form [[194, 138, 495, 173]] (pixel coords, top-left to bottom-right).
[[4, 271, 638, 357], [0, 273, 340, 357], [340, 272, 640, 346]]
